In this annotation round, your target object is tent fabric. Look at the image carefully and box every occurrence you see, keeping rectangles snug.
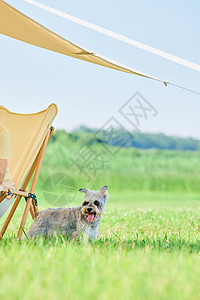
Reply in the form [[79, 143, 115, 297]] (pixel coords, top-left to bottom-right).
[[0, 103, 58, 188], [0, 0, 166, 84]]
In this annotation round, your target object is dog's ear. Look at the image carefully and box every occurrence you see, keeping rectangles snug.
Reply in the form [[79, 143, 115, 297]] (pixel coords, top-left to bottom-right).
[[79, 188, 89, 194], [99, 185, 109, 202]]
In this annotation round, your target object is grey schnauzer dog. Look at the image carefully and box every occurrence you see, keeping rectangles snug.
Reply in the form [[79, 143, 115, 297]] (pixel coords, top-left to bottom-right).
[[25, 185, 109, 241]]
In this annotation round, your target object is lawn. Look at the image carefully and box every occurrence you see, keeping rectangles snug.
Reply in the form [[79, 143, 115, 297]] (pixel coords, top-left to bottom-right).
[[1, 131, 200, 299], [1, 191, 200, 300]]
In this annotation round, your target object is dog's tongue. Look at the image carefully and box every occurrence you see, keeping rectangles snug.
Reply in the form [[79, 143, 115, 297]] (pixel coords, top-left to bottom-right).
[[87, 214, 95, 223]]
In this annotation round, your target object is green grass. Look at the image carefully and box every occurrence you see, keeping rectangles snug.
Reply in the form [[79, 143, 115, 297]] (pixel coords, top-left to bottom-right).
[[1, 192, 200, 300], [1, 131, 200, 299]]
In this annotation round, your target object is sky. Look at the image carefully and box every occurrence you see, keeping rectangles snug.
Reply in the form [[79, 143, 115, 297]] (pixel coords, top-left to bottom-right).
[[1, 0, 200, 138]]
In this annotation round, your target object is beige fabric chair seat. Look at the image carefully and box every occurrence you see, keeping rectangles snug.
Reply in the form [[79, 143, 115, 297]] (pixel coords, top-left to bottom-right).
[[0, 104, 57, 238]]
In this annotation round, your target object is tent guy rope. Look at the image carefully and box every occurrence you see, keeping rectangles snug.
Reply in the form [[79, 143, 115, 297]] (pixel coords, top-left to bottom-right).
[[25, 0, 200, 73], [0, 0, 199, 95], [24, 0, 200, 95]]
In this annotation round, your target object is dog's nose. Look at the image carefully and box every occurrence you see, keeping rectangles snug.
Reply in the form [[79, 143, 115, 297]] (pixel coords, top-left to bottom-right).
[[87, 207, 93, 213]]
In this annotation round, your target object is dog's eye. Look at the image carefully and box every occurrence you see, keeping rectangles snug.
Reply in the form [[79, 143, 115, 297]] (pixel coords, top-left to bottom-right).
[[83, 201, 89, 206], [94, 201, 100, 206]]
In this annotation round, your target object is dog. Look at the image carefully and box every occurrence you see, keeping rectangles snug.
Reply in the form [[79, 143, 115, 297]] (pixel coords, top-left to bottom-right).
[[25, 185, 109, 241]]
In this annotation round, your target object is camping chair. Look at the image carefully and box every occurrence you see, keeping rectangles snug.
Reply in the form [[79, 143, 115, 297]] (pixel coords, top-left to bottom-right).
[[0, 103, 58, 239]]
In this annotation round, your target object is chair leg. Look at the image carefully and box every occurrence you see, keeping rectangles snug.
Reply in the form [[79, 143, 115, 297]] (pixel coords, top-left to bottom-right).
[[0, 195, 22, 239], [30, 203, 35, 219], [0, 198, 35, 240], [17, 197, 32, 239], [32, 198, 39, 213]]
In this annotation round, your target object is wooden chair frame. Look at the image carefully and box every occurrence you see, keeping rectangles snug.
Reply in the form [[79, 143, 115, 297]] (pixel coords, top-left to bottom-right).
[[0, 126, 54, 239]]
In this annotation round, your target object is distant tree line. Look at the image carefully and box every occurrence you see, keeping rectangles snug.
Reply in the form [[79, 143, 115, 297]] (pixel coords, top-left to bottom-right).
[[53, 126, 200, 151]]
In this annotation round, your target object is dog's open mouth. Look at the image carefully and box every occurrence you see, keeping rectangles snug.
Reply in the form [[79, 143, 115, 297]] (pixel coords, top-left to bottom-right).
[[87, 212, 96, 223]]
